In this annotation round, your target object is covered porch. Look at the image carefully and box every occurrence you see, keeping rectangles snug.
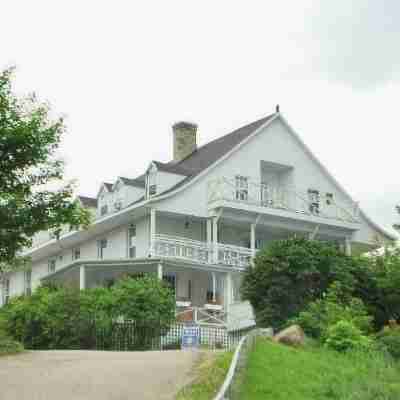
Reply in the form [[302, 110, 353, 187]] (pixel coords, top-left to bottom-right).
[[42, 258, 245, 327]]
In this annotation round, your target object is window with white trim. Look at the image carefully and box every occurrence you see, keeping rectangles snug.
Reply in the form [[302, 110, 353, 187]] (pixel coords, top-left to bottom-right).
[[48, 258, 56, 274], [326, 193, 334, 205], [72, 247, 81, 261], [100, 204, 108, 216], [307, 189, 320, 215], [235, 175, 249, 201], [24, 270, 32, 296], [147, 166, 157, 197], [128, 225, 136, 258], [163, 274, 176, 295], [97, 238, 107, 259], [3, 279, 10, 304]]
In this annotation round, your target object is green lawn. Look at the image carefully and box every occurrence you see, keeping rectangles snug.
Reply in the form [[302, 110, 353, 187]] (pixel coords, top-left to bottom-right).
[[238, 338, 400, 400], [176, 350, 233, 400]]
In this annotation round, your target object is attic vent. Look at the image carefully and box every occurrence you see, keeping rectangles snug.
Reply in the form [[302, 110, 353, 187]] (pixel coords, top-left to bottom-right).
[[172, 121, 197, 162]]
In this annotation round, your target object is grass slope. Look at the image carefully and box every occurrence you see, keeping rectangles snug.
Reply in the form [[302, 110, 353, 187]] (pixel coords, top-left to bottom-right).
[[239, 339, 400, 400], [176, 351, 233, 400]]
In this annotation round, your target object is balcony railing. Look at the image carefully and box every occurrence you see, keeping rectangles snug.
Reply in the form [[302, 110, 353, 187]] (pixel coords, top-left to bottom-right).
[[154, 234, 252, 267], [217, 243, 253, 268], [154, 234, 212, 264], [207, 177, 360, 224]]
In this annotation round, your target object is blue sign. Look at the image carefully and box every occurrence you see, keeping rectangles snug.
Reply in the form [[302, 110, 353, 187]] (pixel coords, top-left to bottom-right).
[[181, 325, 200, 350]]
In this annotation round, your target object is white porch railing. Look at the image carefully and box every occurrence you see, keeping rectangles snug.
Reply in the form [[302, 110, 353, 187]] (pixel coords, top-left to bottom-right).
[[217, 243, 253, 268], [154, 234, 212, 264], [176, 305, 227, 327], [207, 177, 360, 224], [154, 234, 252, 267]]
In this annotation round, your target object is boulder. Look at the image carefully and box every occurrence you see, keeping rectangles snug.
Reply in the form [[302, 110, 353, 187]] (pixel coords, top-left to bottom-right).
[[273, 325, 305, 347]]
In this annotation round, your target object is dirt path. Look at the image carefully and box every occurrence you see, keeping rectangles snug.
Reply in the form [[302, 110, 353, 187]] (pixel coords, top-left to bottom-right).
[[0, 350, 199, 400]]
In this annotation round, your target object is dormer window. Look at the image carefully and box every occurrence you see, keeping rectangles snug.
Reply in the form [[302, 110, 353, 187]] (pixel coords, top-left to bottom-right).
[[146, 164, 157, 198], [100, 204, 108, 216]]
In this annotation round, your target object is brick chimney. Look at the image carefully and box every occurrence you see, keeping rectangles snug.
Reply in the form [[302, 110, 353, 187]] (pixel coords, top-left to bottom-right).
[[172, 121, 197, 162]]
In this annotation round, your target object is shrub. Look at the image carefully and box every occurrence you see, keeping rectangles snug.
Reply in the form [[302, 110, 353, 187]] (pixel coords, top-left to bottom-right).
[[241, 237, 359, 328], [375, 322, 400, 360], [0, 336, 24, 355], [324, 320, 373, 352], [0, 275, 175, 350], [292, 281, 373, 340]]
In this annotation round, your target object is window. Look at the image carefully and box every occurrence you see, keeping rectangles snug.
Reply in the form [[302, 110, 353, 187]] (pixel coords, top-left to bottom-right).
[[48, 258, 56, 274], [114, 201, 122, 211], [128, 225, 136, 258], [72, 247, 81, 261], [24, 270, 32, 296], [188, 280, 192, 300], [326, 193, 334, 205], [147, 167, 157, 197], [3, 279, 10, 304], [163, 275, 176, 295], [307, 189, 320, 215], [235, 175, 248, 201], [100, 204, 108, 216], [97, 238, 107, 259]]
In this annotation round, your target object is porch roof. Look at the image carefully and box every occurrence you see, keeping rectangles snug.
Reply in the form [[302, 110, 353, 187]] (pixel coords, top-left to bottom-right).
[[40, 257, 242, 283]]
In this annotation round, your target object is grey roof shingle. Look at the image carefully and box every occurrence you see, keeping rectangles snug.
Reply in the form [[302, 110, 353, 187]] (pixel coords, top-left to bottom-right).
[[103, 182, 113, 192], [77, 196, 97, 208], [119, 176, 146, 188], [166, 114, 275, 175], [153, 114, 276, 196]]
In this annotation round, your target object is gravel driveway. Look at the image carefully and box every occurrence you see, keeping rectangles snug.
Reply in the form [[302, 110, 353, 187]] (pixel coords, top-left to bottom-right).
[[0, 350, 198, 400]]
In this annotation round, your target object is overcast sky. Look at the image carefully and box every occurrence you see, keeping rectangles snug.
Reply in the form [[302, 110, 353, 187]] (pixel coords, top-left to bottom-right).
[[1, 1, 399, 235]]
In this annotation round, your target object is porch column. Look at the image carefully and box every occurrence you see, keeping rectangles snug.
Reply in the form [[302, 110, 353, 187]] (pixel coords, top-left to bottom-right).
[[79, 265, 86, 290], [207, 218, 212, 263], [225, 273, 233, 313], [157, 263, 163, 281], [211, 272, 217, 303], [212, 217, 218, 264], [250, 223, 256, 259], [149, 208, 156, 256], [345, 236, 352, 256]]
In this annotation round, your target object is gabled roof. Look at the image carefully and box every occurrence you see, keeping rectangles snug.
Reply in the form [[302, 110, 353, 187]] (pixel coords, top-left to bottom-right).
[[118, 176, 146, 188], [152, 161, 192, 176], [168, 114, 275, 175], [103, 182, 113, 192], [77, 196, 97, 208], [151, 113, 276, 195]]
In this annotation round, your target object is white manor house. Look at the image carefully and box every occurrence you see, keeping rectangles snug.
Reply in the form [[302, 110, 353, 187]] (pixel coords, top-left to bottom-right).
[[0, 110, 395, 329]]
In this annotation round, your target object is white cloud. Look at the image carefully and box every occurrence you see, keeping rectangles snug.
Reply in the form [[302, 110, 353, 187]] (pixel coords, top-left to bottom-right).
[[1, 0, 398, 234]]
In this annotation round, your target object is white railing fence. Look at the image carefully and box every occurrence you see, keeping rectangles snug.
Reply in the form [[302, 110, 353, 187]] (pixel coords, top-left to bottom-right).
[[207, 177, 360, 224], [154, 234, 211, 264], [176, 306, 227, 327], [154, 234, 252, 267]]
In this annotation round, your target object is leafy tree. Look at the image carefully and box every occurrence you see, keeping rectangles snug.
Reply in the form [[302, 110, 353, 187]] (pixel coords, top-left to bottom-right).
[[0, 68, 90, 277], [241, 237, 357, 328], [366, 248, 400, 326]]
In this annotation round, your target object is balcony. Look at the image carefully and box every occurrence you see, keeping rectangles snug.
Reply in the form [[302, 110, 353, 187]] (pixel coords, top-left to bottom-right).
[[154, 234, 252, 268], [207, 177, 360, 224]]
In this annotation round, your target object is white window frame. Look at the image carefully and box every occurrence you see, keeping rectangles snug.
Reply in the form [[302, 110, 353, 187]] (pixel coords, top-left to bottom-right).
[[48, 258, 56, 274], [235, 175, 249, 201], [146, 165, 157, 198], [3, 279, 10, 305], [308, 189, 320, 215], [97, 238, 107, 259], [100, 204, 108, 216], [127, 225, 136, 258], [24, 270, 32, 296], [72, 247, 81, 261]]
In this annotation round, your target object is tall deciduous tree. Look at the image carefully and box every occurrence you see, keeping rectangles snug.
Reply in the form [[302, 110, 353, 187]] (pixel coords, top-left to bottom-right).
[[0, 68, 90, 277]]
